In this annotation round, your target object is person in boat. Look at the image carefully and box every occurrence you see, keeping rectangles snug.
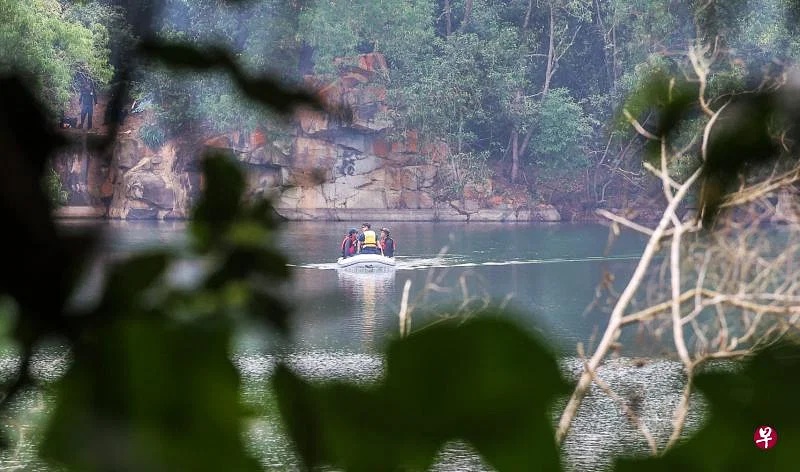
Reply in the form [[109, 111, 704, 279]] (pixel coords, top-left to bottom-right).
[[357, 222, 381, 255], [341, 228, 358, 258], [379, 227, 395, 258]]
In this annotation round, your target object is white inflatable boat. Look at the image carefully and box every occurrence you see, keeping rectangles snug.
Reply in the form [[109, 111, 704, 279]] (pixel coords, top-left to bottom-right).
[[336, 253, 396, 272]]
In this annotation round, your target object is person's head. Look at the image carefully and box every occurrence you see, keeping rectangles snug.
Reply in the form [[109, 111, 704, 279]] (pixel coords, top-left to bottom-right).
[[348, 228, 358, 235], [361, 223, 371, 231], [381, 227, 390, 237]]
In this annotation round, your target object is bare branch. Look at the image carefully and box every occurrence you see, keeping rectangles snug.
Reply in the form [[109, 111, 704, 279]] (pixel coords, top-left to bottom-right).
[[556, 166, 702, 444], [399, 279, 412, 337], [596, 209, 654, 236], [670, 222, 692, 367], [584, 359, 659, 455], [665, 376, 693, 449], [623, 109, 660, 140]]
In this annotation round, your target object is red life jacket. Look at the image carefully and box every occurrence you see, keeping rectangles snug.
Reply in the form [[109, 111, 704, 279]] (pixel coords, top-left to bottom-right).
[[341, 235, 356, 256]]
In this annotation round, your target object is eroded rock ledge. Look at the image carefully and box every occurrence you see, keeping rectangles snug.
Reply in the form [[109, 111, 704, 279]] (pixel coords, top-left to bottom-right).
[[53, 53, 560, 223]]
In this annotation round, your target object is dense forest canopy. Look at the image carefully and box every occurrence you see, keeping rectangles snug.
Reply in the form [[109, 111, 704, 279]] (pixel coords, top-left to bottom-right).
[[3, 0, 800, 206]]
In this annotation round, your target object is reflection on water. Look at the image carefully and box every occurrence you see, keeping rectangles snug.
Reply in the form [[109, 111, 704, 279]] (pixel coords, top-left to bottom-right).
[[336, 269, 396, 348]]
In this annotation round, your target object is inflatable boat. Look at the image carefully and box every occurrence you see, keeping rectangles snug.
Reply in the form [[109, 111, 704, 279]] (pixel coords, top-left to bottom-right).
[[337, 253, 396, 272]]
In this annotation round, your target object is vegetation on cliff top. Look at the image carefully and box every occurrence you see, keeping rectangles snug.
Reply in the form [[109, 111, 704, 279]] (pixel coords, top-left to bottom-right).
[[7, 1, 800, 211]]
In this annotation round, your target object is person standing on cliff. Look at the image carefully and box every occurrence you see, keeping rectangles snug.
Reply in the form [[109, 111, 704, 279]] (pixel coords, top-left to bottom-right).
[[78, 82, 97, 129]]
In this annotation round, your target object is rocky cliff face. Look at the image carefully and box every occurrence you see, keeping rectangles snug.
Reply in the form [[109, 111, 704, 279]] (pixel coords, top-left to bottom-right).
[[54, 53, 560, 222], [54, 132, 196, 220]]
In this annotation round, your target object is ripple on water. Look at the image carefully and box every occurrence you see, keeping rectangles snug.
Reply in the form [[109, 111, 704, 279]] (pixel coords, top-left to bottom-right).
[[232, 350, 384, 383], [234, 352, 711, 472], [557, 357, 709, 472], [0, 346, 715, 472]]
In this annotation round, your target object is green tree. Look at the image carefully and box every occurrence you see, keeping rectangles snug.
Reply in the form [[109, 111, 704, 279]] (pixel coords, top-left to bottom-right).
[[44, 167, 69, 207], [65, 1, 136, 78], [0, 0, 113, 111], [143, 0, 310, 135], [298, 0, 436, 78], [529, 88, 592, 174]]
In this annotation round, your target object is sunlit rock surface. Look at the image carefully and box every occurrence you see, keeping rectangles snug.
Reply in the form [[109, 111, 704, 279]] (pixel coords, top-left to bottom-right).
[[52, 52, 558, 222]]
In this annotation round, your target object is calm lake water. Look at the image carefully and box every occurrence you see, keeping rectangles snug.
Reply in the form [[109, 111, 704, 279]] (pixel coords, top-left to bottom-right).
[[68, 219, 649, 353], [277, 220, 644, 354], [3, 220, 708, 472]]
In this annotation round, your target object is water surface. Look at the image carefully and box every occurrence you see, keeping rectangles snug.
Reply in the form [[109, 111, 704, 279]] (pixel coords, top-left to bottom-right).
[[4, 220, 707, 472]]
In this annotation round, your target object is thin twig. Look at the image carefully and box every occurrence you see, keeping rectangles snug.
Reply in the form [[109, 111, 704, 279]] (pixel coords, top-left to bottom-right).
[[398, 279, 412, 337]]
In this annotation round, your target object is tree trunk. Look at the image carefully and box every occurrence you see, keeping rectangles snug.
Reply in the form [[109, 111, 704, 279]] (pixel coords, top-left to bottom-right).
[[594, 0, 619, 96], [523, 0, 533, 30], [460, 0, 473, 31], [511, 130, 519, 183], [543, 5, 555, 98], [444, 0, 452, 36], [509, 3, 533, 184], [519, 2, 557, 187]]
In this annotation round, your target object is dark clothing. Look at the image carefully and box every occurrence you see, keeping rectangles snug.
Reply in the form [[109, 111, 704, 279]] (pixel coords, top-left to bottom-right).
[[79, 86, 97, 129], [381, 237, 395, 257], [341, 236, 357, 258], [359, 246, 380, 255], [80, 108, 93, 129]]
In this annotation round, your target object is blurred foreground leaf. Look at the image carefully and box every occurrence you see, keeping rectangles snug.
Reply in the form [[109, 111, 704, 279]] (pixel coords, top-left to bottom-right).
[[139, 40, 326, 115], [38, 144, 289, 470], [191, 153, 246, 251], [622, 70, 798, 227], [0, 75, 98, 417], [97, 252, 168, 314], [190, 153, 291, 333], [616, 340, 800, 471], [621, 69, 698, 164], [699, 94, 780, 226], [274, 315, 569, 471], [42, 315, 260, 471]]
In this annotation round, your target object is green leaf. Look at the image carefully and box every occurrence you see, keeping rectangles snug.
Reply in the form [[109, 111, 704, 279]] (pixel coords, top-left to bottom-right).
[[190, 153, 245, 250], [42, 316, 260, 472], [621, 71, 698, 165], [274, 315, 569, 471], [247, 289, 291, 333], [616, 340, 800, 471], [139, 39, 324, 115], [139, 40, 231, 71], [699, 94, 779, 226], [99, 252, 168, 312]]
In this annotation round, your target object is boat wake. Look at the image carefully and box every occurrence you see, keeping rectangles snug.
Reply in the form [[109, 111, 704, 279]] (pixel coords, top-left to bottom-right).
[[289, 262, 341, 270], [289, 254, 640, 271], [400, 254, 642, 270]]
